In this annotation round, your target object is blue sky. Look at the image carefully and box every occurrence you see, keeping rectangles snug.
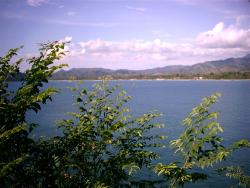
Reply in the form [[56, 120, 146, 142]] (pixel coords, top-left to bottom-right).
[[0, 0, 250, 70]]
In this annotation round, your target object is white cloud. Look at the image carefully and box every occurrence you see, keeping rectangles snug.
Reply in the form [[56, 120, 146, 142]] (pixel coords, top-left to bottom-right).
[[126, 6, 146, 12], [78, 39, 175, 54], [58, 5, 64, 9], [196, 22, 250, 48], [26, 0, 46, 7], [67, 11, 76, 16], [60, 22, 250, 69], [64, 36, 72, 42]]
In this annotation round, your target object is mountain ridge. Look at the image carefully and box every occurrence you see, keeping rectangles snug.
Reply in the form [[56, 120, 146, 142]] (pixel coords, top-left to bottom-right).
[[52, 54, 250, 79]]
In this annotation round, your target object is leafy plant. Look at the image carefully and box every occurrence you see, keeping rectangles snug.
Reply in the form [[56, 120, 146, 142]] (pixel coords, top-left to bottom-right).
[[1, 42, 250, 187], [171, 93, 230, 167], [154, 93, 250, 188], [218, 166, 250, 188], [53, 80, 165, 187], [0, 41, 67, 186]]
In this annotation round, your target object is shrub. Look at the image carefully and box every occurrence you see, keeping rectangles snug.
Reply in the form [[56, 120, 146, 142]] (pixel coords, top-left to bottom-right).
[[1, 42, 249, 187], [0, 41, 67, 186]]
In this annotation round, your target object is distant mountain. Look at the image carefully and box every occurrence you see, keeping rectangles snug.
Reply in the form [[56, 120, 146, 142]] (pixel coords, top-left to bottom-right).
[[52, 54, 250, 80]]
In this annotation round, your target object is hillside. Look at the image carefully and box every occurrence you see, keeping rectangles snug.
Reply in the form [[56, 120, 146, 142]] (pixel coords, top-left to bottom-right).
[[52, 54, 250, 80]]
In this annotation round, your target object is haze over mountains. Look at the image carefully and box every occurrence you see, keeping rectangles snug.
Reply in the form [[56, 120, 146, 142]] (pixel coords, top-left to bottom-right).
[[52, 54, 250, 80]]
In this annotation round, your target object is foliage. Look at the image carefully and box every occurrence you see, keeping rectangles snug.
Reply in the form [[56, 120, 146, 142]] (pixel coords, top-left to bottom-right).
[[154, 93, 250, 188], [52, 80, 165, 187], [171, 93, 229, 168], [154, 162, 207, 187], [154, 93, 224, 187], [218, 166, 250, 188], [0, 41, 67, 186], [1, 42, 250, 187]]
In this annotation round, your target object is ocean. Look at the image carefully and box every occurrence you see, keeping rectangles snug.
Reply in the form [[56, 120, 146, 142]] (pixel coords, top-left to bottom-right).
[[12, 80, 250, 187]]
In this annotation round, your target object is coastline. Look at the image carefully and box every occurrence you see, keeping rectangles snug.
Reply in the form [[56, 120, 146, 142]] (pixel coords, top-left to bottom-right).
[[48, 79, 250, 82]]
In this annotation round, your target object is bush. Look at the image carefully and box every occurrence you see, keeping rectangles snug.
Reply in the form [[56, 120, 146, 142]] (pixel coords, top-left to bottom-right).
[[1, 42, 250, 187], [50, 80, 164, 187], [0, 41, 67, 186]]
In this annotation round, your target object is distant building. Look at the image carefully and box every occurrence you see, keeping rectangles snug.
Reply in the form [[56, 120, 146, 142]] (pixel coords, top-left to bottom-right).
[[194, 76, 203, 80]]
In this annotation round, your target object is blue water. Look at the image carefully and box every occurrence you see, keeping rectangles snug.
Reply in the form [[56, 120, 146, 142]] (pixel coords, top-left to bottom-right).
[[11, 80, 250, 187]]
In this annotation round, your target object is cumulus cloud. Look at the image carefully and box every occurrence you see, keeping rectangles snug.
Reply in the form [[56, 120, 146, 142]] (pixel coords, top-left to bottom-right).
[[78, 39, 177, 55], [196, 22, 250, 48], [63, 36, 72, 42], [61, 22, 250, 69], [64, 39, 188, 69], [26, 0, 46, 7]]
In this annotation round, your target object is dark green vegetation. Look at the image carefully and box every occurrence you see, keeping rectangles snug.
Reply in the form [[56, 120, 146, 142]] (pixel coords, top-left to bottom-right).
[[51, 54, 250, 80], [1, 42, 250, 187]]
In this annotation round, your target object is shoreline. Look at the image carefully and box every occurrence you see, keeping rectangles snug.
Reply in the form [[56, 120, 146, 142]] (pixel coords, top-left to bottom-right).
[[47, 79, 250, 82]]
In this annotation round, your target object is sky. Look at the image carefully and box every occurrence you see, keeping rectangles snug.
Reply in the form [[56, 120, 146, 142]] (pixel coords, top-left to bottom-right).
[[0, 0, 250, 70]]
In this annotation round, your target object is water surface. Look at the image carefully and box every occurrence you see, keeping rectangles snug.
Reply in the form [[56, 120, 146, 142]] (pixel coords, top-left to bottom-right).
[[15, 80, 250, 187]]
